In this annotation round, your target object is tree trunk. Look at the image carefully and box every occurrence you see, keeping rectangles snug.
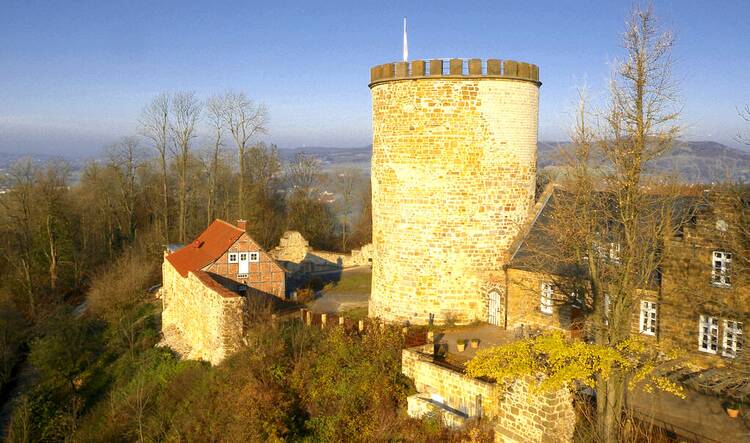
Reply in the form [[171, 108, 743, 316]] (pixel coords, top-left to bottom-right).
[[47, 215, 57, 292], [160, 153, 169, 242]]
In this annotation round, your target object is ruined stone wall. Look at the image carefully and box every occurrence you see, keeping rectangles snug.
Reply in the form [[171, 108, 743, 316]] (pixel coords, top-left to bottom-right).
[[369, 59, 540, 324], [402, 347, 575, 442], [161, 260, 246, 365], [271, 230, 373, 270]]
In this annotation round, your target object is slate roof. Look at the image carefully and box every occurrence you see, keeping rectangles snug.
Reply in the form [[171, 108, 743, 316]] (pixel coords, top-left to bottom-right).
[[509, 187, 702, 276], [166, 219, 244, 277]]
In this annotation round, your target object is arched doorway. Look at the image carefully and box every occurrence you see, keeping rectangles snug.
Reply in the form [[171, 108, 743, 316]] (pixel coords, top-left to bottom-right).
[[488, 290, 503, 326]]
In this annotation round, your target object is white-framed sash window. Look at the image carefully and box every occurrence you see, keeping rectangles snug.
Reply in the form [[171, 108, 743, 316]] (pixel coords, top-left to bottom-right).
[[711, 251, 732, 287], [722, 320, 743, 358], [698, 315, 719, 354], [540, 282, 554, 315], [639, 301, 657, 336]]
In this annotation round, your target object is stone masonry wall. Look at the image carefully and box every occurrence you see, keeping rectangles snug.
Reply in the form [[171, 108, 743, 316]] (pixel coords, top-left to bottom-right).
[[505, 268, 579, 332], [161, 260, 246, 365], [402, 348, 574, 443], [659, 196, 749, 367], [370, 60, 540, 324], [402, 347, 499, 418]]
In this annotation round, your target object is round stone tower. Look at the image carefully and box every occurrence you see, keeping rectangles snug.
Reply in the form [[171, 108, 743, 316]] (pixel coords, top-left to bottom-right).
[[368, 58, 540, 325]]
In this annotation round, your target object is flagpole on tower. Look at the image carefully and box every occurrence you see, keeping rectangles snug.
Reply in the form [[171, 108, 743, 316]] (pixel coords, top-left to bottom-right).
[[402, 17, 408, 61]]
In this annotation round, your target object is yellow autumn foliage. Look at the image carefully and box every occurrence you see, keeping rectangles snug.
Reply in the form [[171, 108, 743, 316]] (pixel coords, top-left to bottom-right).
[[465, 331, 685, 398]]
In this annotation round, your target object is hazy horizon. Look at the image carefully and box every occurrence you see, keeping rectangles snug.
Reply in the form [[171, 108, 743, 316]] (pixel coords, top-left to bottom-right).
[[2, 0, 749, 156]]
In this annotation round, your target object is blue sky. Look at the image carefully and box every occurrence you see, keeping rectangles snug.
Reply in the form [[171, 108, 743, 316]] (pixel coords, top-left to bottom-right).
[[1, 0, 749, 155]]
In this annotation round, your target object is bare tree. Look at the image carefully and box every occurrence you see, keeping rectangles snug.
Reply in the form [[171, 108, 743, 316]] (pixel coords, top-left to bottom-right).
[[245, 142, 283, 247], [335, 168, 363, 251], [107, 136, 142, 240], [215, 91, 268, 218], [170, 91, 202, 243], [564, 7, 681, 440], [139, 94, 171, 241], [468, 6, 683, 442], [204, 95, 225, 225]]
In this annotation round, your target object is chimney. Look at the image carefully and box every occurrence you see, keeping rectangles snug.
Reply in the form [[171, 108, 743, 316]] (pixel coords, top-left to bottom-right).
[[236, 219, 247, 231]]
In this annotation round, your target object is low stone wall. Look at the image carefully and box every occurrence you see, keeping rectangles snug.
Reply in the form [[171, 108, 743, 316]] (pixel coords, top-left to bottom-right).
[[402, 347, 575, 443], [402, 348, 499, 418], [161, 260, 246, 365], [270, 230, 373, 271]]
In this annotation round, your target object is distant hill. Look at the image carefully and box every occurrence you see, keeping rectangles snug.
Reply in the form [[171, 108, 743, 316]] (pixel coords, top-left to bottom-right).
[[3, 140, 746, 184], [537, 141, 750, 183], [287, 141, 749, 183]]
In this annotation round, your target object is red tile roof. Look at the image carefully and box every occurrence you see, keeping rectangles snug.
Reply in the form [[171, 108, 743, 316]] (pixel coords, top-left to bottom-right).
[[166, 219, 244, 277]]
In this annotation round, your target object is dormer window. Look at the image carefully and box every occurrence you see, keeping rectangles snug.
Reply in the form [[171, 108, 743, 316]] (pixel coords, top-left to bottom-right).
[[228, 253, 238, 263], [711, 251, 731, 287]]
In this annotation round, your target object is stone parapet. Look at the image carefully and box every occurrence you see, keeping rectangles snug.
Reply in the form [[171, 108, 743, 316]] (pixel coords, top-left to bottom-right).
[[370, 58, 540, 87], [402, 347, 574, 443]]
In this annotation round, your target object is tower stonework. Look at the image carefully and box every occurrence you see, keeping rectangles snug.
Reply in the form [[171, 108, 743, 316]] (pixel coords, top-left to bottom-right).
[[368, 58, 540, 324]]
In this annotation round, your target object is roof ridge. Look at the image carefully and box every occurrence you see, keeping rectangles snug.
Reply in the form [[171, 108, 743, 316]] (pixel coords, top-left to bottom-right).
[[508, 184, 557, 264], [213, 218, 243, 232]]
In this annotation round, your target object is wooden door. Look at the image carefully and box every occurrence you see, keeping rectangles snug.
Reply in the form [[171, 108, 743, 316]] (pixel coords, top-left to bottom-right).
[[488, 290, 500, 326], [238, 252, 249, 276]]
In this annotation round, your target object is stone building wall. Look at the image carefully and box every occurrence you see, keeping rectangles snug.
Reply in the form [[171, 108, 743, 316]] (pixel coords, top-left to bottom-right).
[[369, 59, 540, 324], [505, 269, 581, 332], [161, 260, 246, 365], [659, 195, 749, 366], [402, 347, 575, 442]]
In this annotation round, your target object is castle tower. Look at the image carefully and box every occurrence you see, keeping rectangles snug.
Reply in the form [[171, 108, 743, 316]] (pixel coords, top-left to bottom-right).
[[368, 58, 541, 324]]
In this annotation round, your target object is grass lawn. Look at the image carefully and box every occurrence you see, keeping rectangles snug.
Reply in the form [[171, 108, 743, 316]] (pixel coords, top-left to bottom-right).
[[323, 269, 371, 296], [339, 306, 369, 321]]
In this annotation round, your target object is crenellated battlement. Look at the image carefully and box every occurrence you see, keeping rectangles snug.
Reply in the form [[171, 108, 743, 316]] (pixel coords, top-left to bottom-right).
[[369, 58, 540, 87]]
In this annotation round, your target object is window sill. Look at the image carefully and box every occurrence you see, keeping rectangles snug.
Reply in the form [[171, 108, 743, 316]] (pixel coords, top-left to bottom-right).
[[639, 331, 656, 337], [697, 348, 717, 355], [710, 283, 732, 289]]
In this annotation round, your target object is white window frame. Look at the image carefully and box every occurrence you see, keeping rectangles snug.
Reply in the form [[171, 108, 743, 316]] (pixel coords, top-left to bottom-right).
[[639, 301, 657, 336], [711, 251, 732, 287], [540, 282, 554, 315], [609, 242, 621, 263], [722, 320, 743, 358], [228, 253, 238, 263], [698, 315, 719, 354], [249, 251, 260, 262]]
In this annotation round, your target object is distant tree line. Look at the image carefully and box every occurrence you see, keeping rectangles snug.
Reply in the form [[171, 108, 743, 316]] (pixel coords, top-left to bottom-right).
[[0, 91, 371, 395]]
